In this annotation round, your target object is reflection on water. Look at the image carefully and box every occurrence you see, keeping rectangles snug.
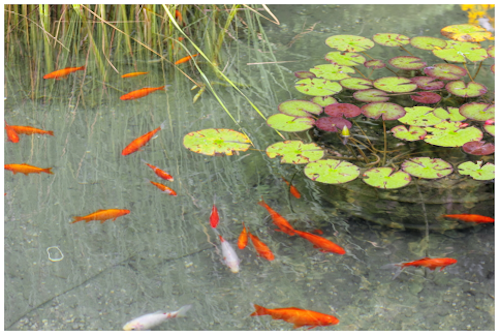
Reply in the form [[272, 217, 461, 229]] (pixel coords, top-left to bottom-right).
[[4, 4, 494, 330]]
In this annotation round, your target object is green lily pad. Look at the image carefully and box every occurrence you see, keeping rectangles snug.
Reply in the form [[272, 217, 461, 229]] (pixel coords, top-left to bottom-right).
[[266, 140, 324, 164], [484, 124, 495, 136], [424, 121, 483, 147], [446, 81, 488, 98], [325, 51, 366, 66], [398, 106, 442, 126], [311, 96, 338, 107], [459, 103, 495, 121], [278, 100, 323, 117], [310, 64, 355, 81], [457, 161, 495, 181], [353, 89, 389, 102], [362, 167, 412, 189], [364, 59, 386, 69], [410, 36, 448, 50], [441, 24, 493, 42], [183, 128, 251, 156], [487, 45, 495, 58], [304, 159, 360, 184], [433, 41, 488, 62], [391, 125, 426, 141], [340, 78, 373, 90], [267, 114, 315, 132], [433, 107, 467, 122], [325, 35, 374, 52], [362, 102, 406, 120], [424, 63, 467, 80], [401, 157, 453, 179], [295, 78, 343, 96], [388, 56, 427, 70], [373, 33, 410, 47], [373, 77, 417, 93]]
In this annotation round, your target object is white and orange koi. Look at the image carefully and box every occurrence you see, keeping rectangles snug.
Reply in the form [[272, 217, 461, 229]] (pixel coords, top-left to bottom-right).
[[213, 228, 240, 273], [123, 305, 192, 330]]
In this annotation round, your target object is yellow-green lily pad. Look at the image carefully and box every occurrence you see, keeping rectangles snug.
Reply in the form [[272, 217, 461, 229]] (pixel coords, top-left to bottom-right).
[[362, 167, 412, 189], [311, 96, 338, 107], [295, 78, 343, 96], [304, 159, 360, 184], [310, 64, 355, 81], [401, 157, 453, 179], [266, 140, 324, 164], [391, 125, 426, 141], [373, 33, 410, 47], [433, 107, 467, 122], [362, 102, 406, 120], [398, 106, 442, 126], [373, 77, 417, 93], [424, 121, 483, 147], [267, 114, 315, 132], [433, 41, 488, 63], [459, 103, 495, 121], [325, 35, 375, 52], [353, 89, 389, 102], [388, 56, 427, 70], [446, 81, 488, 98], [410, 36, 447, 50], [183, 128, 251, 156], [424, 63, 467, 80], [340, 78, 373, 90], [441, 24, 493, 42], [279, 100, 323, 117], [325, 51, 366, 66], [484, 124, 495, 137], [458, 161, 495, 181]]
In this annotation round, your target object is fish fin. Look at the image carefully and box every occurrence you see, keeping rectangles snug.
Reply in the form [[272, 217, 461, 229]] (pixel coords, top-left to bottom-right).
[[48, 131, 54, 136], [100, 220, 106, 224], [380, 263, 401, 270], [174, 304, 192, 318], [307, 326, 317, 330], [391, 267, 404, 280], [71, 217, 82, 224], [250, 304, 268, 316]]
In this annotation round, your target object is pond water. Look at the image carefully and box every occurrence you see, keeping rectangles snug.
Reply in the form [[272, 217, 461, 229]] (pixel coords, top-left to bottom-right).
[[4, 4, 494, 331]]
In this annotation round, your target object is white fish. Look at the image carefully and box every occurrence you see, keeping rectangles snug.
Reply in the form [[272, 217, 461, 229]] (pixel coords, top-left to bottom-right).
[[123, 304, 192, 331], [213, 228, 240, 273]]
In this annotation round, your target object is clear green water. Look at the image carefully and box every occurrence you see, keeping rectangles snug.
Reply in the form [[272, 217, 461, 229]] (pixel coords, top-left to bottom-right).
[[4, 5, 494, 330]]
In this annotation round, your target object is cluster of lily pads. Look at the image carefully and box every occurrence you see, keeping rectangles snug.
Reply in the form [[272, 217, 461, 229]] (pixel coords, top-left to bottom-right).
[[182, 24, 494, 191]]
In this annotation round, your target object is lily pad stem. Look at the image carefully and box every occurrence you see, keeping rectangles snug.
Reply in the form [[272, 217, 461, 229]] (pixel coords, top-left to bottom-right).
[[361, 51, 374, 60], [381, 119, 387, 166], [399, 45, 415, 57], [353, 66, 368, 79], [472, 61, 483, 81], [462, 62, 474, 82], [348, 137, 369, 163]]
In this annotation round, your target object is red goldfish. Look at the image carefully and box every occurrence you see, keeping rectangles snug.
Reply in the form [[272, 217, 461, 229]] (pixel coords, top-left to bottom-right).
[[43, 66, 85, 79], [210, 204, 219, 228], [5, 163, 53, 175], [385, 257, 457, 279], [238, 222, 248, 249], [282, 177, 301, 199], [141, 159, 173, 181], [311, 229, 323, 235], [249, 232, 274, 261], [174, 53, 199, 65], [10, 125, 54, 136], [440, 214, 494, 224], [72, 209, 130, 224], [121, 71, 149, 78], [120, 86, 167, 100], [250, 304, 339, 330], [257, 199, 295, 236], [294, 230, 345, 255], [122, 122, 165, 156], [5, 121, 19, 143], [149, 180, 177, 196]]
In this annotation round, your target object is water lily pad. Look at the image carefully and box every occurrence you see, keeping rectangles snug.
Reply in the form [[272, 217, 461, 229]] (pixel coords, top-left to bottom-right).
[[373, 77, 417, 93], [279, 100, 323, 117], [310, 64, 355, 81], [325, 35, 374, 52], [315, 117, 352, 133], [311, 96, 338, 107], [459, 103, 495, 121], [304, 159, 360, 184], [340, 78, 373, 90], [433, 41, 488, 62], [441, 24, 493, 42], [389, 56, 427, 70], [433, 107, 467, 122], [267, 114, 315, 132], [484, 124, 494, 136], [410, 36, 447, 50], [364, 59, 386, 69], [391, 125, 427, 141], [183, 128, 251, 156], [424, 63, 467, 80], [462, 141, 495, 155], [410, 92, 442, 104], [325, 103, 362, 118], [446, 81, 488, 98], [294, 71, 316, 79], [362, 102, 406, 120], [373, 33, 410, 47], [401, 157, 453, 179], [362, 167, 412, 189], [325, 51, 366, 66], [266, 140, 324, 164], [398, 106, 442, 126], [424, 121, 483, 147], [410, 76, 445, 90], [295, 78, 343, 96], [458, 161, 495, 180], [487, 45, 495, 58], [353, 89, 389, 102]]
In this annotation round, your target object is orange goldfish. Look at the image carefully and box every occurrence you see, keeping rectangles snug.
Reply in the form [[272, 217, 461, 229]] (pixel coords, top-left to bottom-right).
[[174, 53, 199, 65], [121, 71, 149, 78], [238, 222, 248, 249], [10, 125, 54, 136], [5, 121, 19, 143], [72, 209, 130, 224], [122, 122, 165, 156], [43, 66, 85, 80], [210, 204, 219, 228], [312, 229, 323, 235], [282, 177, 301, 199], [249, 232, 274, 261], [440, 214, 494, 224], [250, 304, 339, 330], [294, 230, 345, 255], [175, 9, 183, 24], [149, 180, 177, 196], [5, 163, 53, 175], [257, 199, 295, 236], [386, 257, 457, 280], [120, 86, 167, 100], [141, 159, 173, 181]]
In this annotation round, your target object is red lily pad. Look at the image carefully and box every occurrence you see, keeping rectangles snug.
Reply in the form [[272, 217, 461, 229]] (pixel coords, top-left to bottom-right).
[[361, 102, 406, 120], [410, 36, 448, 50], [279, 100, 323, 117], [340, 78, 373, 90], [410, 92, 442, 104], [294, 71, 316, 79], [311, 96, 338, 107], [462, 141, 495, 155], [316, 117, 352, 133], [373, 33, 410, 47], [459, 103, 495, 121], [373, 77, 417, 93], [446, 81, 488, 98], [325, 51, 366, 66], [353, 89, 389, 102], [364, 59, 386, 69], [424, 63, 467, 80], [441, 24, 493, 42], [325, 103, 362, 118], [410, 76, 444, 90], [388, 56, 427, 70], [325, 35, 375, 52]]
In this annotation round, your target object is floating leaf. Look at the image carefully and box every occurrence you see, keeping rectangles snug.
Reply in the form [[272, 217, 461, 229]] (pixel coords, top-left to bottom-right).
[[267, 114, 315, 132], [391, 125, 426, 141], [364, 59, 386, 69], [401, 157, 453, 179], [458, 161, 495, 181], [266, 140, 324, 164], [459, 103, 495, 121], [410, 92, 442, 104], [304, 159, 360, 184], [311, 96, 338, 107], [487, 45, 495, 58], [441, 24, 493, 42], [325, 35, 374, 52], [410, 36, 447, 50], [373, 33, 410, 47], [433, 41, 488, 62], [484, 124, 495, 137], [462, 141, 495, 155], [278, 100, 323, 117], [353, 89, 389, 102], [398, 106, 442, 126], [410, 76, 444, 90], [294, 71, 316, 79], [183, 128, 251, 156], [310, 64, 355, 81], [373, 77, 417, 93], [424, 121, 483, 147], [362, 102, 406, 120], [340, 78, 373, 90], [315, 117, 352, 133], [362, 167, 412, 189], [325, 51, 366, 66], [295, 78, 343, 96], [433, 107, 467, 122], [325, 103, 362, 118], [388, 56, 427, 70], [446, 81, 488, 98], [424, 63, 467, 80]]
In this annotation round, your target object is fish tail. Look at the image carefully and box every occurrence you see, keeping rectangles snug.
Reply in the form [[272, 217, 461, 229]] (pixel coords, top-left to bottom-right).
[[391, 267, 404, 280], [257, 200, 267, 208], [160, 120, 168, 130], [250, 304, 268, 316], [78, 66, 86, 71], [140, 158, 149, 165], [43, 168, 54, 175], [47, 131, 54, 136], [72, 216, 82, 224], [174, 304, 192, 318]]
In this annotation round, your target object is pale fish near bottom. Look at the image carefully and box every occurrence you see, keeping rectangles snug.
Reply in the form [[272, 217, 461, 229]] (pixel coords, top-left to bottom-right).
[[123, 304, 192, 330]]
